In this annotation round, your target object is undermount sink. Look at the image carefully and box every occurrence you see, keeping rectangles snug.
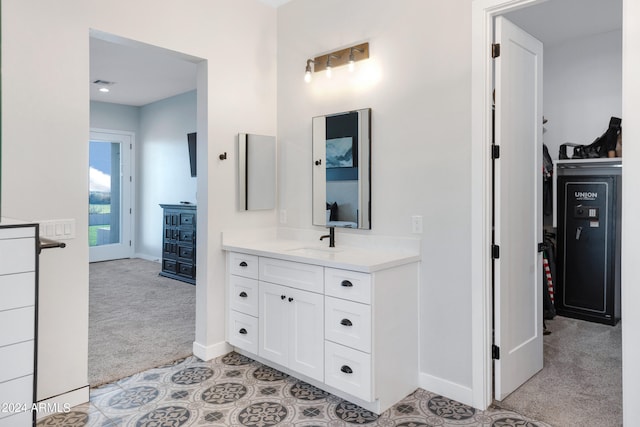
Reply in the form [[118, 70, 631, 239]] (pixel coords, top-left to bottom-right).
[[287, 246, 344, 256]]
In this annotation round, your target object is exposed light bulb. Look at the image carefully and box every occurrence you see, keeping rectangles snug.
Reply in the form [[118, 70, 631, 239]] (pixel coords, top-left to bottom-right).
[[304, 71, 312, 83], [326, 66, 332, 78], [348, 60, 355, 72]]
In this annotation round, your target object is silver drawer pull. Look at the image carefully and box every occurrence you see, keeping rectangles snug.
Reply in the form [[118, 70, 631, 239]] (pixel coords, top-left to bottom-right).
[[340, 318, 353, 327], [340, 365, 353, 374], [341, 280, 353, 287]]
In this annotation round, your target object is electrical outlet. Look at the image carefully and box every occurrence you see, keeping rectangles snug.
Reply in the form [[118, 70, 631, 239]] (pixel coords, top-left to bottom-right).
[[411, 215, 423, 234], [279, 210, 287, 224]]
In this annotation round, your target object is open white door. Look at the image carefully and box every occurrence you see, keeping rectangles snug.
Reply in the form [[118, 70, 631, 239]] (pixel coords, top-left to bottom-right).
[[493, 16, 544, 401]]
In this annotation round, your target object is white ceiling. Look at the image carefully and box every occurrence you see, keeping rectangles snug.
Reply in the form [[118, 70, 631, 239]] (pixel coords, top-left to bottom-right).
[[90, 37, 198, 107], [505, 0, 621, 45], [90, 0, 621, 107]]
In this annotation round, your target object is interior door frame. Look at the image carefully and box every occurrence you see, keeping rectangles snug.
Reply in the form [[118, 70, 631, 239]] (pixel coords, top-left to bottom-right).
[[470, 0, 549, 410]]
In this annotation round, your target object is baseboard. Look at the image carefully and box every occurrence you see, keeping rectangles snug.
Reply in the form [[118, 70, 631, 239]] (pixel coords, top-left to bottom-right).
[[419, 372, 473, 407], [35, 385, 90, 419], [192, 340, 232, 361], [133, 253, 161, 263]]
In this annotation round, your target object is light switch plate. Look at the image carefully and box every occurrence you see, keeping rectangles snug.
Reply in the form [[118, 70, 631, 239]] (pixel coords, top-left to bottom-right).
[[38, 219, 76, 240], [411, 215, 423, 234]]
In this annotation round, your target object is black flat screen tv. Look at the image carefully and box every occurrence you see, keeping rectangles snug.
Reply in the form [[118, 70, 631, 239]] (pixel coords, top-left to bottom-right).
[[187, 132, 197, 177]]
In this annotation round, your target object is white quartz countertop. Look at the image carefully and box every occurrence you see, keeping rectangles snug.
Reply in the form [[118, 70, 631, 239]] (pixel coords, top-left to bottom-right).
[[222, 238, 420, 273]]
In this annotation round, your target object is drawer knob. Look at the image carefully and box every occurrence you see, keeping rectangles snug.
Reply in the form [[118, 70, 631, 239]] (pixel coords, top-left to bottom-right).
[[239, 261, 248, 267], [281, 295, 286, 300], [239, 328, 247, 335], [288, 297, 294, 302], [239, 292, 248, 298], [341, 280, 353, 287], [340, 365, 353, 374], [340, 318, 353, 327]]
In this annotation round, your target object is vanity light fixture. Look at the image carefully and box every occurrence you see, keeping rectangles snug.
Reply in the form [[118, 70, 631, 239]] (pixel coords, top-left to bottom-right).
[[348, 46, 364, 72], [304, 59, 314, 83], [325, 54, 340, 78], [304, 42, 369, 83]]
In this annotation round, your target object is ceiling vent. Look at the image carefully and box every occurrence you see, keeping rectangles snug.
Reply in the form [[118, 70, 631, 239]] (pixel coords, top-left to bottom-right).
[[92, 79, 116, 86]]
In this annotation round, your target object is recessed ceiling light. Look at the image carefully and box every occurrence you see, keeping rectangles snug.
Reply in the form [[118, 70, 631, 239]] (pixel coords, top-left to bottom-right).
[[99, 87, 110, 93]]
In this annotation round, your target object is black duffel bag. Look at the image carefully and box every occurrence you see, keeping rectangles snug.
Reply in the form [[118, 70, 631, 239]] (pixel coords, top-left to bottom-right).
[[559, 116, 621, 159]]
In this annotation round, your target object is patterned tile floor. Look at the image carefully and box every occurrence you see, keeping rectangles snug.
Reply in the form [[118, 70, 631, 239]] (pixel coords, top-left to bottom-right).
[[37, 352, 550, 427]]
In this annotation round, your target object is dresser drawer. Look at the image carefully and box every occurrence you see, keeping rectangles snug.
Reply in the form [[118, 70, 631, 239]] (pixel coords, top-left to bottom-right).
[[260, 257, 323, 293], [229, 276, 259, 317], [0, 272, 35, 312], [228, 310, 258, 354], [0, 375, 33, 421], [0, 307, 35, 347], [229, 253, 259, 279], [324, 341, 372, 402], [0, 238, 35, 276], [0, 341, 34, 383], [325, 297, 371, 353], [325, 268, 371, 304]]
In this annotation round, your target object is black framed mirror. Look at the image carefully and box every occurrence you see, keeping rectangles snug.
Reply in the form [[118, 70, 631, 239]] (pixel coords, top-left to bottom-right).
[[312, 108, 371, 229]]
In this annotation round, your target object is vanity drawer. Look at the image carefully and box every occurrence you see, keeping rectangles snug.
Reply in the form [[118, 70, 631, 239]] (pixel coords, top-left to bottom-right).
[[229, 275, 259, 317], [325, 268, 371, 304], [229, 252, 259, 279], [324, 341, 372, 402], [0, 272, 35, 312], [259, 257, 323, 294], [0, 238, 35, 276], [0, 307, 34, 347], [0, 341, 34, 383], [325, 297, 371, 353], [228, 310, 258, 354]]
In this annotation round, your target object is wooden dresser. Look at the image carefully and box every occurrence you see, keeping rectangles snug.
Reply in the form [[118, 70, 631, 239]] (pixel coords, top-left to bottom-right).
[[159, 204, 196, 285]]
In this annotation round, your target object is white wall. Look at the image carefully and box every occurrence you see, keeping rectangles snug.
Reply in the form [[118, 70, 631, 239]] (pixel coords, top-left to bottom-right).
[[543, 30, 622, 160], [621, 0, 640, 424], [277, 0, 473, 394], [138, 91, 197, 259], [2, 0, 277, 404], [90, 101, 140, 132]]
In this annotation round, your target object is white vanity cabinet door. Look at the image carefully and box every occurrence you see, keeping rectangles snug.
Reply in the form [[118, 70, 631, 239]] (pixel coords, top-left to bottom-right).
[[259, 282, 289, 367], [258, 281, 324, 382], [288, 287, 324, 381]]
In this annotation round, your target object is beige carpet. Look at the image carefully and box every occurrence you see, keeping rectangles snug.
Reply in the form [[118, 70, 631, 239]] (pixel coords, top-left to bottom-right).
[[496, 316, 622, 427], [89, 258, 195, 387]]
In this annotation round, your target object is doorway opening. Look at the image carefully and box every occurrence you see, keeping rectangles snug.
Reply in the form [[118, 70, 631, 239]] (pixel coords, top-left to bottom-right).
[[472, 0, 623, 425], [88, 31, 203, 387]]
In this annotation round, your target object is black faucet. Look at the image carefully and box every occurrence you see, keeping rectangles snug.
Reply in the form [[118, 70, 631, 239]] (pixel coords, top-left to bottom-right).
[[320, 226, 335, 248]]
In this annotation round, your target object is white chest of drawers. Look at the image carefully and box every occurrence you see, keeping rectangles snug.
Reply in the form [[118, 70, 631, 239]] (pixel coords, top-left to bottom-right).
[[225, 247, 419, 414], [0, 224, 38, 427]]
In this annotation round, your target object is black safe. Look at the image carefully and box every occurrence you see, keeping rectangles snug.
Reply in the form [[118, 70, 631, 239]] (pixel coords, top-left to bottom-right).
[[556, 162, 621, 325]]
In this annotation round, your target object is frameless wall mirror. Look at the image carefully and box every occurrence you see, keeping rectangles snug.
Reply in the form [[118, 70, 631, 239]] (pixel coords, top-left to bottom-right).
[[312, 108, 371, 229], [238, 133, 276, 211]]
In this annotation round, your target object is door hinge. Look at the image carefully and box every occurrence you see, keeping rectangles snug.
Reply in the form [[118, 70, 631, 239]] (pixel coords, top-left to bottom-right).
[[492, 244, 500, 259], [538, 242, 547, 252], [492, 344, 501, 360], [492, 145, 500, 159], [129, 176, 132, 182], [130, 143, 133, 150], [129, 208, 132, 214], [129, 240, 132, 247], [492, 43, 501, 58]]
